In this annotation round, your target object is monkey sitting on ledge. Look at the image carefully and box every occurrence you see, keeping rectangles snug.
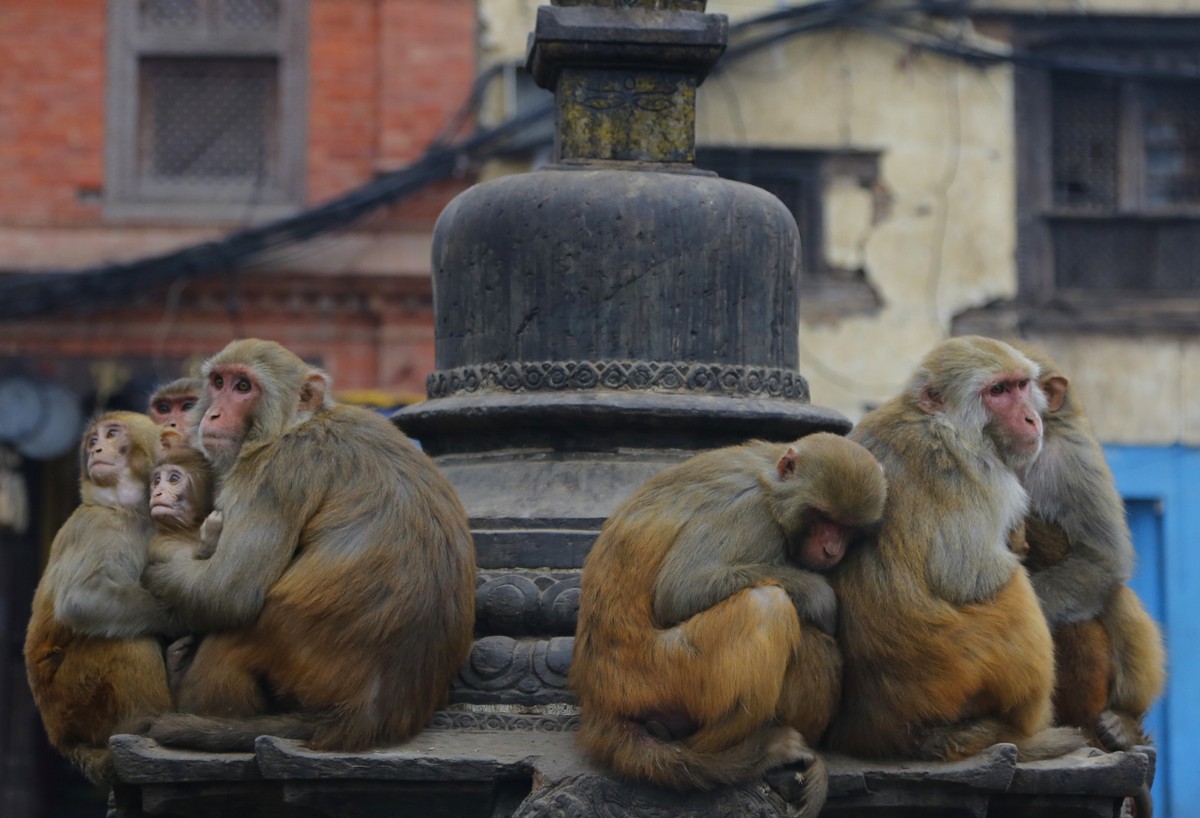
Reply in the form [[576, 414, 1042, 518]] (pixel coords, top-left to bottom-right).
[[571, 433, 886, 808], [25, 411, 176, 784], [142, 339, 476, 753]]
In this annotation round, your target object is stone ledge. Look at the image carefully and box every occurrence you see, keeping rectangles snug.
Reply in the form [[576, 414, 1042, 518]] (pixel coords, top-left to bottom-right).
[[109, 729, 1154, 818]]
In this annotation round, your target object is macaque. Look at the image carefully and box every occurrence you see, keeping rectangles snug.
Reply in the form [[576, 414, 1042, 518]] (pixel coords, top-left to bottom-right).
[[571, 433, 886, 800], [826, 336, 1085, 762], [142, 339, 476, 752], [149, 443, 217, 563], [1010, 342, 1165, 754], [24, 412, 174, 783], [147, 377, 202, 436]]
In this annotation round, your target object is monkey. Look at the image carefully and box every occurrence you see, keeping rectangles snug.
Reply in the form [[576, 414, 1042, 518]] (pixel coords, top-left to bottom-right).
[[824, 335, 1086, 763], [1008, 342, 1166, 756], [23, 411, 175, 784], [149, 442, 218, 563], [147, 377, 202, 436], [141, 339, 476, 752], [571, 433, 886, 801]]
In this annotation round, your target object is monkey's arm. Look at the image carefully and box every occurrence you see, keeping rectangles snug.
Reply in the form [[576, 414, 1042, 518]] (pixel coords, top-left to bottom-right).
[[653, 561, 837, 635], [1027, 516, 1128, 626], [144, 461, 318, 632]]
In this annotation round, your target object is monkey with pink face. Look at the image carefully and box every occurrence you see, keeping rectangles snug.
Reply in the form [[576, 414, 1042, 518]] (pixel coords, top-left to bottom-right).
[[826, 336, 1086, 762]]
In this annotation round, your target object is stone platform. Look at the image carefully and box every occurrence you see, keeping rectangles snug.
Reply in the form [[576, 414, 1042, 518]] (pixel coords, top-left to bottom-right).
[[108, 720, 1153, 817]]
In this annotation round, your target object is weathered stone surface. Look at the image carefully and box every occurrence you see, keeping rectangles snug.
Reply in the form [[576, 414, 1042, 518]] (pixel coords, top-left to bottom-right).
[[512, 772, 795, 818], [453, 635, 576, 706], [109, 734, 259, 784], [821, 743, 1019, 798], [476, 571, 581, 635], [1008, 746, 1149, 795]]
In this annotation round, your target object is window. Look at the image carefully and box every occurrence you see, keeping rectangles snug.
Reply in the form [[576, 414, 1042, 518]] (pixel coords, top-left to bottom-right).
[[693, 147, 882, 318], [105, 0, 307, 220], [1015, 20, 1200, 312]]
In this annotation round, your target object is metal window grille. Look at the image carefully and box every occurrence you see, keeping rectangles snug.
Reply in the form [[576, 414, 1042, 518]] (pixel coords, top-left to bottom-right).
[[137, 57, 279, 188], [1051, 75, 1118, 210]]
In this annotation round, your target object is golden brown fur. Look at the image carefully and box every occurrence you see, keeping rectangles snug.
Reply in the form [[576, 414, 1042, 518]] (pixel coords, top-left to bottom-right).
[[572, 434, 885, 800], [143, 339, 476, 752], [24, 411, 172, 784], [827, 336, 1084, 761], [148, 444, 216, 563], [1012, 342, 1166, 753]]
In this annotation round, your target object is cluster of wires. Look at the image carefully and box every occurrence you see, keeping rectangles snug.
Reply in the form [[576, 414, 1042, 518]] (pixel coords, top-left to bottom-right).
[[3, 0, 1197, 321]]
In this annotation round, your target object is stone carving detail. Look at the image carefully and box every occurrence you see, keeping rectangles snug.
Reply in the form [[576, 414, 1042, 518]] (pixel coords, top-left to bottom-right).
[[453, 636, 575, 705], [427, 360, 810, 401], [427, 710, 580, 733], [476, 572, 580, 636], [513, 773, 794, 817]]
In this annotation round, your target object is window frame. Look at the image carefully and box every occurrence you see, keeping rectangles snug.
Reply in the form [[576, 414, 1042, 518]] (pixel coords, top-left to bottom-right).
[[693, 145, 883, 320], [104, 0, 309, 222], [1013, 16, 1200, 327]]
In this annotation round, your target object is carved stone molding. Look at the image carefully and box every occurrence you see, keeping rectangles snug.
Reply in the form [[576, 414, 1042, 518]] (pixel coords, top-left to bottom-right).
[[476, 571, 581, 636], [426, 360, 810, 400], [452, 636, 575, 706], [427, 710, 580, 733]]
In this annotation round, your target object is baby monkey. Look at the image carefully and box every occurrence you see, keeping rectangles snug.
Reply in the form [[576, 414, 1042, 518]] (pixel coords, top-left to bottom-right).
[[571, 433, 885, 808], [149, 435, 218, 563]]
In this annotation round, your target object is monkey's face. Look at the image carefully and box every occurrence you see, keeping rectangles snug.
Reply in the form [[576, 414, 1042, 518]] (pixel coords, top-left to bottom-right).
[[150, 394, 198, 433], [981, 371, 1044, 470], [199, 364, 261, 467], [87, 421, 131, 485], [150, 464, 194, 527], [794, 513, 851, 572]]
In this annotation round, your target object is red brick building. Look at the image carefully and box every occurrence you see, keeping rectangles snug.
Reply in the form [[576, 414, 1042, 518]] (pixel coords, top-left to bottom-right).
[[0, 1, 477, 812]]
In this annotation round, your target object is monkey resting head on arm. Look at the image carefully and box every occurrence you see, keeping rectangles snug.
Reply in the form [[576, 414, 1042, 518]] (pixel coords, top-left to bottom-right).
[[142, 338, 476, 753], [24, 411, 177, 784], [1009, 341, 1165, 756], [571, 432, 885, 807], [825, 335, 1086, 763]]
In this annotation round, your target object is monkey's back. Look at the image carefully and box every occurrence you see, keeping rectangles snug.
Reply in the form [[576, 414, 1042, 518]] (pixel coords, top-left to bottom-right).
[[219, 404, 476, 740]]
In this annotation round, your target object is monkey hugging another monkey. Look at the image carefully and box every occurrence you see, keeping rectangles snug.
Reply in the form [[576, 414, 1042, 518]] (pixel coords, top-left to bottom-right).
[[571, 433, 886, 807]]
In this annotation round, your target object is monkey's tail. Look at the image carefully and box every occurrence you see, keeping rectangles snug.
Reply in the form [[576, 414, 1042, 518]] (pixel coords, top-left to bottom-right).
[[146, 713, 321, 752], [581, 716, 826, 804], [1011, 725, 1089, 761], [68, 746, 114, 786]]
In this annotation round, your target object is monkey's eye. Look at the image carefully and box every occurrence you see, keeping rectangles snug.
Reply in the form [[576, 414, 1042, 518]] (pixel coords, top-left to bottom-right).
[[155, 402, 171, 414], [989, 382, 1008, 396], [182, 400, 196, 411], [152, 474, 162, 486], [1017, 379, 1030, 389], [168, 473, 181, 484], [106, 427, 119, 438], [234, 377, 252, 393], [87, 436, 97, 448], [212, 374, 224, 389]]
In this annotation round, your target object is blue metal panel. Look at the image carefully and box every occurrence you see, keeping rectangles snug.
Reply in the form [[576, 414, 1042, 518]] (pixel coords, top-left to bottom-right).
[[1105, 444, 1200, 818]]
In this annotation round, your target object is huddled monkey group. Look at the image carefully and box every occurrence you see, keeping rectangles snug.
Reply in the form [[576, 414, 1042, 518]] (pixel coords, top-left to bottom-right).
[[25, 336, 1164, 815]]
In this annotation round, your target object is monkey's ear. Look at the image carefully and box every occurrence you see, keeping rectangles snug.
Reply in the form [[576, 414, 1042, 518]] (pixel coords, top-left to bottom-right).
[[298, 372, 329, 413], [1041, 375, 1068, 413], [777, 447, 799, 480], [917, 385, 944, 414]]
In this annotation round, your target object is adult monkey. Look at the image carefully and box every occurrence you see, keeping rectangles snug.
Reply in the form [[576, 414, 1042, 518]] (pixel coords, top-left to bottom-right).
[[25, 412, 174, 783], [1010, 341, 1165, 755], [143, 339, 476, 751], [826, 336, 1084, 761], [572, 434, 886, 801], [147, 377, 202, 436]]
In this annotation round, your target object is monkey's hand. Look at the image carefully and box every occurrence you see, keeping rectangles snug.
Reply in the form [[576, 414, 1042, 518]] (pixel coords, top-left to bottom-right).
[[165, 635, 197, 694], [197, 511, 223, 559], [783, 574, 838, 635]]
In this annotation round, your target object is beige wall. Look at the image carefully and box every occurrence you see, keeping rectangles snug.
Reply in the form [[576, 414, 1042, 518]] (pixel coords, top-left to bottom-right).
[[477, 0, 1200, 445]]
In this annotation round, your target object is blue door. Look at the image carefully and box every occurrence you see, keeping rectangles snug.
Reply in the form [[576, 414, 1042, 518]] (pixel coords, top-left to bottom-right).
[[1107, 445, 1200, 818]]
